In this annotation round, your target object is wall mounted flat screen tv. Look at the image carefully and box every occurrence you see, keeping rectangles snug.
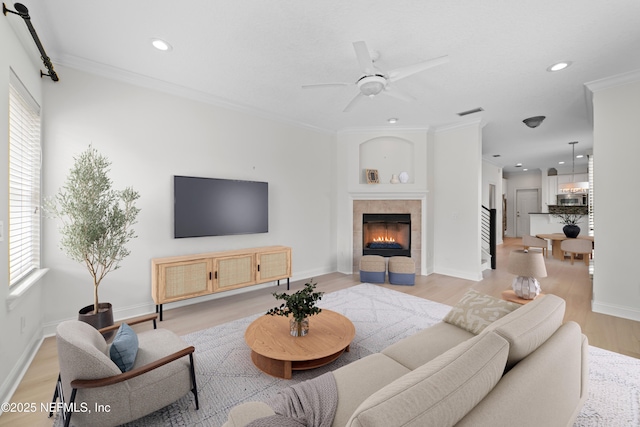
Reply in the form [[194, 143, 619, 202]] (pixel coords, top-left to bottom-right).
[[174, 175, 268, 238]]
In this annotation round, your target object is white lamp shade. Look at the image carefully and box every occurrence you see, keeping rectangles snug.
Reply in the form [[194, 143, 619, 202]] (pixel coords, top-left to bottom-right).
[[507, 250, 547, 278]]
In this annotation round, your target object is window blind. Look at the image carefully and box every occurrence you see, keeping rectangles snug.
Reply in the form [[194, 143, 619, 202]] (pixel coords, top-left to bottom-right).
[[588, 154, 594, 236], [8, 70, 42, 286]]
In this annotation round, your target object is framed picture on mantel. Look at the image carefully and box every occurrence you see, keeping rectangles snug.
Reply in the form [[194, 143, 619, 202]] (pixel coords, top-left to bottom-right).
[[366, 169, 379, 184]]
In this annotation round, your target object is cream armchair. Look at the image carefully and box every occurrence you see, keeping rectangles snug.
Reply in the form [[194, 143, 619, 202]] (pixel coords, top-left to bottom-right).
[[52, 314, 198, 427]]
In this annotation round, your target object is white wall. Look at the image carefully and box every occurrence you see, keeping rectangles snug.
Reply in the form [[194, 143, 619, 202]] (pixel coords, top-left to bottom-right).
[[432, 121, 483, 281], [0, 15, 47, 407], [39, 66, 337, 331], [589, 73, 640, 321], [482, 160, 504, 246]]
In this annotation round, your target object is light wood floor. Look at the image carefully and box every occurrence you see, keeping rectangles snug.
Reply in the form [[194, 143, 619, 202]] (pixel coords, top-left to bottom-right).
[[2, 237, 639, 426]]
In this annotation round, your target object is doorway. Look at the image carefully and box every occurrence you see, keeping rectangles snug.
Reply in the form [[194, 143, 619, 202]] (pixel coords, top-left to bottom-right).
[[515, 189, 539, 237]]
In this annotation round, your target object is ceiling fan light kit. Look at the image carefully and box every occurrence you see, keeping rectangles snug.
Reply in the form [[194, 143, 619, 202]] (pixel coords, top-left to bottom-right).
[[303, 40, 449, 112], [357, 75, 387, 97]]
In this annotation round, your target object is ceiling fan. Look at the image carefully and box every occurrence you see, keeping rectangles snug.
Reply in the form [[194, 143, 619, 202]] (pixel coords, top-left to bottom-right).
[[303, 41, 449, 112]]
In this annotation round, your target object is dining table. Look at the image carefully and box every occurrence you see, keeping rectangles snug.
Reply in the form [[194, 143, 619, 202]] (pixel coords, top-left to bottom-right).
[[535, 233, 594, 261]]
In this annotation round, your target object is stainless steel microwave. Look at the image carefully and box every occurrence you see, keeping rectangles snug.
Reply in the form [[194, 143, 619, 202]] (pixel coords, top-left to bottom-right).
[[557, 194, 587, 206]]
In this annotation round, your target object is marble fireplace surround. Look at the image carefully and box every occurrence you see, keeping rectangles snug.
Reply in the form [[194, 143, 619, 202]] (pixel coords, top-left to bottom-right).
[[353, 199, 423, 275]]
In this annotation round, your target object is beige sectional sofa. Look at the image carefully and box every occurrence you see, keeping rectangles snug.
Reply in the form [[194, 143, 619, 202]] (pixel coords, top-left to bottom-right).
[[224, 292, 589, 427]]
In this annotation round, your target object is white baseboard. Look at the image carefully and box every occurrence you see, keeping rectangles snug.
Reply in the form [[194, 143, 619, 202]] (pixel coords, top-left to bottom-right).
[[0, 331, 44, 411], [42, 267, 334, 337], [433, 266, 483, 282], [592, 299, 640, 322]]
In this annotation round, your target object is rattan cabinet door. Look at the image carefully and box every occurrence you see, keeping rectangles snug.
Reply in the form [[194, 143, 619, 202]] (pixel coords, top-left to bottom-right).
[[213, 254, 256, 292], [256, 248, 291, 282], [157, 258, 212, 303]]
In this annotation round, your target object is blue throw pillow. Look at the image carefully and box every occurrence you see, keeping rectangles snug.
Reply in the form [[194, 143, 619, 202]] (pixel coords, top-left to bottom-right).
[[109, 323, 139, 372]]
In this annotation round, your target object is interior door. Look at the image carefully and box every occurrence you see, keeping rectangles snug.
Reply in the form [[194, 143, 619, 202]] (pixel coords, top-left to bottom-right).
[[516, 189, 539, 237]]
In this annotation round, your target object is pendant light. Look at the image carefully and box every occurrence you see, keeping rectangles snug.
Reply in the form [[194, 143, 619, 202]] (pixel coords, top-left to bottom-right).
[[559, 142, 589, 193]]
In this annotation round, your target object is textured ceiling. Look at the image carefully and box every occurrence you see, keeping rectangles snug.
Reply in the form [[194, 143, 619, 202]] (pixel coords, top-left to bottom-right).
[[9, 0, 640, 173]]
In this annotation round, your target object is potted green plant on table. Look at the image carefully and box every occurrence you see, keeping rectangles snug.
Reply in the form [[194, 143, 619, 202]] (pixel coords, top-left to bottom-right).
[[46, 145, 140, 332], [553, 212, 582, 238], [266, 279, 324, 336]]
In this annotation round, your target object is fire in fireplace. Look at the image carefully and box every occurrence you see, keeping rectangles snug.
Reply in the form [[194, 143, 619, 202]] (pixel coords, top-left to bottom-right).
[[362, 213, 411, 257]]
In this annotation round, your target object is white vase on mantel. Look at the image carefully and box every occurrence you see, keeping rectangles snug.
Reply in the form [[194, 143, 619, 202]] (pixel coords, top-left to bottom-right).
[[390, 174, 400, 184], [399, 172, 409, 183]]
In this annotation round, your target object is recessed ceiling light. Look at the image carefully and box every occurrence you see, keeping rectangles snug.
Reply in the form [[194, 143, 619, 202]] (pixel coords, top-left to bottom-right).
[[515, 163, 523, 167], [387, 118, 398, 124], [558, 161, 565, 165], [576, 154, 584, 159], [151, 38, 172, 51], [523, 168, 529, 171], [547, 61, 572, 72]]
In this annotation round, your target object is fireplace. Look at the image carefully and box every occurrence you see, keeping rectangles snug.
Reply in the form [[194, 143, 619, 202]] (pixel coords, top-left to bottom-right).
[[362, 213, 411, 257]]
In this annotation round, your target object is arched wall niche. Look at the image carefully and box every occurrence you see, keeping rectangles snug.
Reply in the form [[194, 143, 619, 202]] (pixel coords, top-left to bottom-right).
[[358, 136, 415, 184]]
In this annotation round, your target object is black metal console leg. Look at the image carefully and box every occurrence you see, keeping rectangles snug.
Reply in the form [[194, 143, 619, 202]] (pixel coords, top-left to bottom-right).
[[287, 278, 290, 290], [159, 304, 163, 321]]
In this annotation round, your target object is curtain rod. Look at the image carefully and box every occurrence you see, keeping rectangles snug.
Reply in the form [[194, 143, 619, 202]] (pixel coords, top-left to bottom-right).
[[3, 2, 59, 81]]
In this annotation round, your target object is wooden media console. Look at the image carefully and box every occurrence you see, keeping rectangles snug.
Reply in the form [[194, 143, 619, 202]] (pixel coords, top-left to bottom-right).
[[151, 246, 291, 320]]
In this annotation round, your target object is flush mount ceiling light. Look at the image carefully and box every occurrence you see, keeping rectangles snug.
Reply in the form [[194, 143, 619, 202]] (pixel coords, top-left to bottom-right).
[[523, 116, 546, 128], [547, 61, 572, 72], [387, 118, 398, 124], [151, 38, 172, 52]]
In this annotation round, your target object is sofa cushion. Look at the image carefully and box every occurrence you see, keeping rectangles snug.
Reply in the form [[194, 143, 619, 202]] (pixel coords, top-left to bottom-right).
[[346, 332, 509, 427], [483, 293, 565, 368], [443, 289, 520, 334], [332, 353, 410, 427], [381, 321, 474, 370]]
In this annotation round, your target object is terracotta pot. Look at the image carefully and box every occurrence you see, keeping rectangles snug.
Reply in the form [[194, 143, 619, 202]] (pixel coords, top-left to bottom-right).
[[78, 302, 114, 339]]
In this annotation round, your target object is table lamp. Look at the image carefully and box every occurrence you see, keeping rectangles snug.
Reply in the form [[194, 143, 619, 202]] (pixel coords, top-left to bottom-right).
[[507, 249, 547, 299]]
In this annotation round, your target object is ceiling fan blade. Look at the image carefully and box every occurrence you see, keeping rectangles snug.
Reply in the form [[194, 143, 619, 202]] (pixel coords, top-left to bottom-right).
[[343, 92, 366, 112], [302, 83, 351, 89], [353, 41, 375, 75], [388, 55, 449, 82], [382, 85, 416, 102]]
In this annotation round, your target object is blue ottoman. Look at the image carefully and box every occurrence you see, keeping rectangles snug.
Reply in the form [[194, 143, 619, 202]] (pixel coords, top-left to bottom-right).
[[359, 255, 386, 283], [388, 256, 415, 285]]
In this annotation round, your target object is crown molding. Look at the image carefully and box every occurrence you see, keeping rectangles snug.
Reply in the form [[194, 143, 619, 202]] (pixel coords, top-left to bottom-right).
[[585, 68, 640, 93], [433, 117, 484, 133], [337, 126, 430, 135], [54, 54, 336, 136]]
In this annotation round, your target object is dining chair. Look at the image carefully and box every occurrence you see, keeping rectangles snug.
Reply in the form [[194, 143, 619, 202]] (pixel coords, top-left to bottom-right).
[[523, 235, 548, 258], [560, 239, 592, 265]]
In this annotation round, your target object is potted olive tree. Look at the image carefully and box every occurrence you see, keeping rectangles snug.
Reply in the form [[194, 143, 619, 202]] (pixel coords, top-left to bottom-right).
[[266, 279, 324, 336], [46, 145, 140, 330]]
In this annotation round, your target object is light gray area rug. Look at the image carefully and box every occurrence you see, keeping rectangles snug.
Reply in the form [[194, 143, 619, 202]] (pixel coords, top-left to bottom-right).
[[119, 284, 639, 427]]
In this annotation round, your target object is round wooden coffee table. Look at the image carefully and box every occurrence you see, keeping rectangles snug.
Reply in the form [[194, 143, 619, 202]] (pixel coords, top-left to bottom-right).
[[245, 309, 355, 379]]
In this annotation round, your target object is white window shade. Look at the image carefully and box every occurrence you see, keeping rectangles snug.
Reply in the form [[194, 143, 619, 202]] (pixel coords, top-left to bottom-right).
[[8, 70, 42, 287]]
